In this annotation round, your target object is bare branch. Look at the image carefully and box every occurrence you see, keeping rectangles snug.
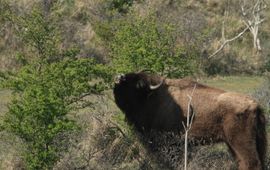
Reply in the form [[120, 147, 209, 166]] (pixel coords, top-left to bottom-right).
[[93, 116, 127, 138], [186, 84, 197, 129], [108, 121, 127, 138], [182, 121, 186, 131], [208, 25, 250, 59], [240, 0, 267, 51], [67, 92, 92, 105], [210, 0, 267, 58], [182, 84, 197, 170], [188, 105, 195, 131]]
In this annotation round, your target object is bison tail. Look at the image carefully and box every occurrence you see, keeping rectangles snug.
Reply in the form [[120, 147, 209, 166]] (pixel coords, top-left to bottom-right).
[[256, 106, 267, 169]]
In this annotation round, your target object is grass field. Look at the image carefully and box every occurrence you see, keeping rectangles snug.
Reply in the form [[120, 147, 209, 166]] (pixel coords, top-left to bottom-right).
[[201, 76, 265, 94]]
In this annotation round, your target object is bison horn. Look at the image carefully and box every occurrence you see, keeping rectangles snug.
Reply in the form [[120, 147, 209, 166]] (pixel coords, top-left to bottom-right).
[[149, 78, 165, 90]]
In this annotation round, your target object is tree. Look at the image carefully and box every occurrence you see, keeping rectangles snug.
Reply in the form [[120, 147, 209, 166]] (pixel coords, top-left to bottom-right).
[[110, 15, 196, 78], [209, 0, 267, 58], [1, 4, 111, 169], [240, 0, 267, 51]]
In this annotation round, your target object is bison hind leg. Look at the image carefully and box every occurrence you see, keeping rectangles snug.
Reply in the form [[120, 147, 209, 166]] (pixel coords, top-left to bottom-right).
[[223, 109, 264, 170], [225, 131, 262, 170]]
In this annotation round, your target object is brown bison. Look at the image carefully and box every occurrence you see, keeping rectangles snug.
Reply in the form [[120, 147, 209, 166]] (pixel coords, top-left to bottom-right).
[[113, 72, 267, 170]]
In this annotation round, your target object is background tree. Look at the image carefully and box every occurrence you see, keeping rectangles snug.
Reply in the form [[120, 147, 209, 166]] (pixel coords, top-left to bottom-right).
[[241, 0, 267, 51]]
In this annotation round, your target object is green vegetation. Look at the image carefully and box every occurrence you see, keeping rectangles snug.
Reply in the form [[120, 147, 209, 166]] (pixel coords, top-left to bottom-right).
[[110, 15, 196, 77], [3, 59, 109, 169], [0, 0, 269, 169], [109, 0, 134, 13], [0, 4, 111, 169]]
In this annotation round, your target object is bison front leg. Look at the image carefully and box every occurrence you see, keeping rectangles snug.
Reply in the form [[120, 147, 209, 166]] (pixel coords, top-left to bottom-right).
[[223, 112, 262, 170]]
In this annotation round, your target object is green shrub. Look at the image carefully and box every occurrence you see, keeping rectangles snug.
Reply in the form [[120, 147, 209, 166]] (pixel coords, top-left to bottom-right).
[[109, 0, 134, 13], [0, 0, 11, 22], [110, 15, 196, 78], [1, 4, 112, 169], [3, 58, 110, 169]]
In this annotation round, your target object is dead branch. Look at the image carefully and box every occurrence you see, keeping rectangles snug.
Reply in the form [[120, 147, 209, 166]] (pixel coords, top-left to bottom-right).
[[208, 25, 250, 59], [240, 0, 267, 51], [92, 115, 128, 138], [209, 0, 267, 58], [182, 84, 197, 170], [67, 92, 92, 105], [108, 121, 127, 138]]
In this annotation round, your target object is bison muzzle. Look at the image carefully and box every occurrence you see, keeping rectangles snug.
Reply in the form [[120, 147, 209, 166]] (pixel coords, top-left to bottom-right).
[[113, 72, 267, 170]]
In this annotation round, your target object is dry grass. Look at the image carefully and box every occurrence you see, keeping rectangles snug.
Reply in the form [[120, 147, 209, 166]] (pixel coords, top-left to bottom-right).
[[0, 90, 11, 113]]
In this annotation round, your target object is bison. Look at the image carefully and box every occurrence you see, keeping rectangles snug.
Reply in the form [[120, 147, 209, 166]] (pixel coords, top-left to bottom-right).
[[113, 72, 267, 170]]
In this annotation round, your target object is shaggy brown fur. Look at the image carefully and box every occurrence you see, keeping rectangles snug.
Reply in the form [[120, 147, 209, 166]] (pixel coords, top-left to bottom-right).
[[113, 72, 267, 170]]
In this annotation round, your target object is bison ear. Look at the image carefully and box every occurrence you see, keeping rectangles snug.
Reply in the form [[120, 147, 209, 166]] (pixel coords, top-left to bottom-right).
[[136, 80, 146, 89]]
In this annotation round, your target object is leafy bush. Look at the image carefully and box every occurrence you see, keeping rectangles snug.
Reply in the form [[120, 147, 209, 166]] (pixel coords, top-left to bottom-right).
[[3, 58, 110, 169], [0, 0, 11, 22], [110, 15, 196, 78], [109, 0, 134, 13], [1, 4, 112, 169]]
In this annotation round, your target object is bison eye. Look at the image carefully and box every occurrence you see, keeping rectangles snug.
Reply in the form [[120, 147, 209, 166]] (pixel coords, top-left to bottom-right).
[[136, 80, 145, 89]]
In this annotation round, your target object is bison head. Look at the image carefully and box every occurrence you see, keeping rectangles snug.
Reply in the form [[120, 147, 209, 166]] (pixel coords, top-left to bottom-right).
[[113, 72, 164, 125]]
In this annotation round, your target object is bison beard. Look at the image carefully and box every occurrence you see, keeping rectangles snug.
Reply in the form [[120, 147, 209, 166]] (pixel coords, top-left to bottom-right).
[[113, 72, 267, 170]]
